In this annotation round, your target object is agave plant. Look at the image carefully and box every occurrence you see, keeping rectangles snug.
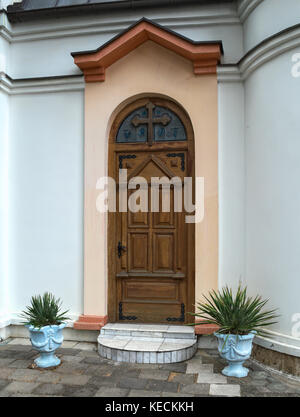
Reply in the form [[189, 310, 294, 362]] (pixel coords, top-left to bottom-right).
[[21, 292, 69, 328], [192, 285, 278, 335]]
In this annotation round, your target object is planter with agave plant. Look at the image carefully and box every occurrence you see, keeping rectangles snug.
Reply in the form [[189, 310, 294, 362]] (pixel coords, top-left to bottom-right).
[[21, 293, 69, 368], [192, 285, 278, 377]]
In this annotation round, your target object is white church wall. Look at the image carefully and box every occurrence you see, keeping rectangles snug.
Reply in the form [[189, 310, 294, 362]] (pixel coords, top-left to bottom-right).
[[8, 4, 242, 79], [218, 80, 245, 292], [242, 0, 300, 53], [244, 47, 300, 352], [8, 90, 84, 321], [0, 90, 10, 327]]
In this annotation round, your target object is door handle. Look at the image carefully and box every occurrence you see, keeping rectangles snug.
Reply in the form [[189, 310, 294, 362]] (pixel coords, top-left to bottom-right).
[[117, 241, 126, 258]]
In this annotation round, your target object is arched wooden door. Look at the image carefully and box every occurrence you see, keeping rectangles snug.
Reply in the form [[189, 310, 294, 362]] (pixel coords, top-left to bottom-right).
[[108, 97, 195, 324]]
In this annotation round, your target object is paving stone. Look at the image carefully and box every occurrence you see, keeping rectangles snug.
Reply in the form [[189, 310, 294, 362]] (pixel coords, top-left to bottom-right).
[[139, 369, 170, 381], [210, 384, 241, 397], [268, 382, 300, 394], [33, 383, 66, 396], [61, 341, 78, 348], [128, 389, 161, 397], [4, 381, 39, 394], [95, 387, 129, 397], [112, 368, 141, 379], [146, 379, 179, 393], [158, 363, 187, 373], [88, 375, 117, 388], [2, 345, 33, 352], [180, 383, 210, 395], [8, 360, 33, 369], [59, 374, 91, 386], [10, 368, 40, 382], [197, 373, 227, 384], [240, 385, 271, 397], [248, 378, 268, 387], [186, 363, 214, 374], [161, 392, 195, 397], [0, 350, 24, 359], [61, 355, 84, 363], [59, 384, 98, 397], [81, 356, 104, 365], [252, 371, 270, 380], [0, 390, 12, 397], [56, 348, 81, 356], [0, 367, 15, 379], [0, 379, 10, 390], [86, 365, 114, 377], [118, 376, 148, 390], [78, 350, 99, 358], [8, 338, 31, 346], [168, 372, 196, 385], [36, 371, 62, 384], [74, 342, 97, 351], [0, 358, 15, 366], [54, 362, 87, 375], [267, 382, 291, 393]]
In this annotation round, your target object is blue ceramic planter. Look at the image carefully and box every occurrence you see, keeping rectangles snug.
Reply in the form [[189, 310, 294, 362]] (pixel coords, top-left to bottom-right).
[[214, 331, 256, 378], [26, 323, 66, 368]]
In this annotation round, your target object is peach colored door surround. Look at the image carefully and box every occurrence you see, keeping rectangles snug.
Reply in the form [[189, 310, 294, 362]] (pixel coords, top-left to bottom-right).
[[72, 19, 221, 332]]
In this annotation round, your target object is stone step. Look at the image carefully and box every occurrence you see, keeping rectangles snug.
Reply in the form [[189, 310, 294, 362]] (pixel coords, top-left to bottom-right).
[[98, 323, 197, 364], [100, 323, 196, 340]]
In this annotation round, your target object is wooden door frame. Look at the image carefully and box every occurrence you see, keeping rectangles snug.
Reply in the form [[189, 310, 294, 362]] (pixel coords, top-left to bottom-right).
[[107, 96, 195, 323]]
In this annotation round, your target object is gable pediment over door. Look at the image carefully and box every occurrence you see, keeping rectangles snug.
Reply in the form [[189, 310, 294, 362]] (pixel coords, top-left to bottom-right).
[[71, 18, 222, 82]]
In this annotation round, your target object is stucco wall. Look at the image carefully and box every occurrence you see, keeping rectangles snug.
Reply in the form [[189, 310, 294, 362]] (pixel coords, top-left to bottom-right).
[[8, 91, 84, 319], [218, 81, 245, 291], [243, 0, 300, 53], [0, 91, 10, 320], [244, 48, 300, 337]]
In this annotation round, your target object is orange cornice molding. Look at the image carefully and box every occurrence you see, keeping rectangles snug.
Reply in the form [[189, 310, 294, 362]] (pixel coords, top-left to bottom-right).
[[71, 18, 223, 82]]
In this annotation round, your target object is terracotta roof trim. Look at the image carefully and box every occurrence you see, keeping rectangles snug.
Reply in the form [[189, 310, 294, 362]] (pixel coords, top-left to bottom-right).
[[71, 18, 223, 82]]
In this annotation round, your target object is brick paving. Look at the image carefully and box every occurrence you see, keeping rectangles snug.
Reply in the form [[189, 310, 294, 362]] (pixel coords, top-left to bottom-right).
[[0, 339, 300, 397]]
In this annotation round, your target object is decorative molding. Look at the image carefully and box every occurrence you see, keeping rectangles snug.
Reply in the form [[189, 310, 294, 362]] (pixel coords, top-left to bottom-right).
[[255, 329, 300, 358], [72, 18, 222, 82], [73, 315, 108, 331], [0, 8, 239, 44], [218, 24, 300, 82], [0, 312, 80, 329], [237, 0, 263, 23], [239, 23, 300, 79], [0, 72, 84, 95], [217, 65, 242, 82]]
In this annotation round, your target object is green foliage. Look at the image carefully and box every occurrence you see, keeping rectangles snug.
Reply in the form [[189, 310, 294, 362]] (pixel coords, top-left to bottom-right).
[[21, 292, 69, 328], [191, 285, 278, 335]]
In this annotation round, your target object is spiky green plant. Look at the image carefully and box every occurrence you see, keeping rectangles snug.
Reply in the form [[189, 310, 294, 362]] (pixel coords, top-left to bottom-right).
[[191, 285, 278, 335], [21, 292, 69, 328]]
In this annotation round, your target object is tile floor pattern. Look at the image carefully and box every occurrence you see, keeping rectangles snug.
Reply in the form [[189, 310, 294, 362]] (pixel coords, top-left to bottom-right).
[[0, 338, 300, 397]]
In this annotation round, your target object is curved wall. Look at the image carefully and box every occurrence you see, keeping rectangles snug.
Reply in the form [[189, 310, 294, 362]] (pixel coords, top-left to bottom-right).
[[243, 0, 300, 53]]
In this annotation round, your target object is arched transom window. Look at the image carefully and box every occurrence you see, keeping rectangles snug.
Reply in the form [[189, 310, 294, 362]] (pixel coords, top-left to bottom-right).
[[116, 101, 187, 145]]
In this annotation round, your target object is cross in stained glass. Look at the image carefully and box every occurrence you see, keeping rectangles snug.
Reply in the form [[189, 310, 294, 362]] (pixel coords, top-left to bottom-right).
[[131, 101, 171, 146]]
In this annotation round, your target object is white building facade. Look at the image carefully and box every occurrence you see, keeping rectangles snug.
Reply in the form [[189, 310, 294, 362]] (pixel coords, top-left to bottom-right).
[[0, 0, 300, 374]]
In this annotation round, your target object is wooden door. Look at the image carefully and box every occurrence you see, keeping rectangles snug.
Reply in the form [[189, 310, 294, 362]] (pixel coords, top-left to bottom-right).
[[108, 97, 195, 324]]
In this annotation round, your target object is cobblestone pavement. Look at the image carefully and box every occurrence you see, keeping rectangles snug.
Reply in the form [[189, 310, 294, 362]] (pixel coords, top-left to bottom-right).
[[0, 338, 300, 397]]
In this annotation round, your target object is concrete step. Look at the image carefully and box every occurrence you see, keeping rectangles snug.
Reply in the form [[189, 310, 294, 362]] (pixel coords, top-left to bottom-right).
[[98, 323, 197, 364], [100, 323, 196, 339]]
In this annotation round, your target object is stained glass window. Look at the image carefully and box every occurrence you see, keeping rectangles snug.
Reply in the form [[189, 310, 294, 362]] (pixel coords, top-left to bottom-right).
[[116, 104, 187, 143]]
